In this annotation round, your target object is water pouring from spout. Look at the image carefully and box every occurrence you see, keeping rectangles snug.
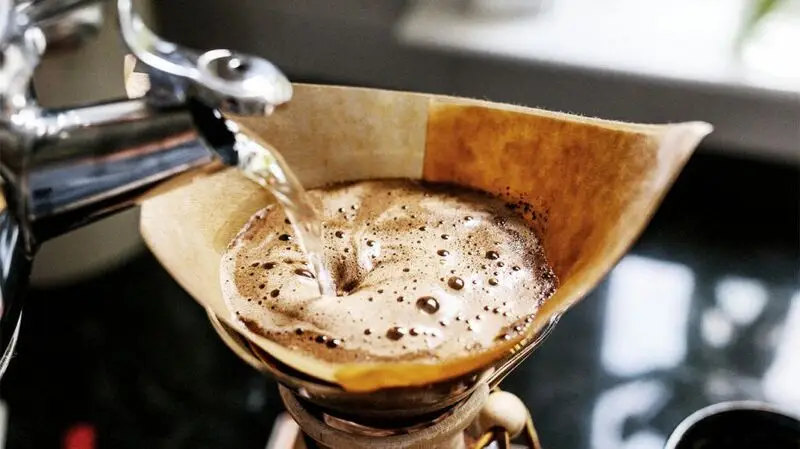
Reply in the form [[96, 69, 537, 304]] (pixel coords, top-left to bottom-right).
[[228, 120, 336, 297]]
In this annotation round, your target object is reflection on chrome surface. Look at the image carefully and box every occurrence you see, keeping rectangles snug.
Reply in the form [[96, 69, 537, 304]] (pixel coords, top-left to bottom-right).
[[763, 291, 800, 409], [715, 276, 769, 325], [701, 308, 734, 348], [590, 379, 669, 449], [700, 276, 770, 348], [589, 254, 800, 449], [601, 255, 694, 377]]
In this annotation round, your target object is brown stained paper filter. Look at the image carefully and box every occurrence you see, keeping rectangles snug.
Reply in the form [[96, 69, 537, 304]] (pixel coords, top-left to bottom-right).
[[132, 83, 711, 392]]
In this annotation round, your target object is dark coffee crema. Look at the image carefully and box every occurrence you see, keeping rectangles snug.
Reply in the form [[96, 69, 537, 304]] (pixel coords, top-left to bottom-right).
[[220, 179, 557, 364]]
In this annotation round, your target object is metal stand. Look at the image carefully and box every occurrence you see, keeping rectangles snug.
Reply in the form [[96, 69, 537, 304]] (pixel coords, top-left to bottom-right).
[[265, 384, 542, 449], [275, 383, 489, 449]]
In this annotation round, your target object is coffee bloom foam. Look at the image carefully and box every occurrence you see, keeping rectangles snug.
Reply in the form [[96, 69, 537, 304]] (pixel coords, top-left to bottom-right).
[[220, 179, 557, 364]]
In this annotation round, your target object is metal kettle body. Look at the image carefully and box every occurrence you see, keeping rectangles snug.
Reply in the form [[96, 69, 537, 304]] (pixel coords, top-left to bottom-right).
[[0, 0, 292, 378]]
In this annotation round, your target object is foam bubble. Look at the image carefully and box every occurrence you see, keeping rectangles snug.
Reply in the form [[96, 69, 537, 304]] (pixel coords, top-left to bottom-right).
[[416, 296, 440, 314]]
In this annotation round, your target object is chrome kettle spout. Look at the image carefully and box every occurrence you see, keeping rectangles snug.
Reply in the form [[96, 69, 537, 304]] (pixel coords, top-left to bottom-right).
[[0, 0, 292, 377], [2, 97, 238, 245]]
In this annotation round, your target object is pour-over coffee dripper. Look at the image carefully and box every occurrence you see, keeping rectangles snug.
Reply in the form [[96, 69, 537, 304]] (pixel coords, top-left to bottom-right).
[[132, 79, 712, 447]]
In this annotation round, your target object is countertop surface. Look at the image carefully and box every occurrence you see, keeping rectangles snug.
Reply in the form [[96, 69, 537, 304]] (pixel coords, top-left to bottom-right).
[[397, 0, 800, 94], [1, 152, 798, 449]]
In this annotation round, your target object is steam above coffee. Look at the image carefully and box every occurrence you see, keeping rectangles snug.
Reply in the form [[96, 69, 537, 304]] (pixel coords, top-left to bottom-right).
[[220, 179, 556, 363]]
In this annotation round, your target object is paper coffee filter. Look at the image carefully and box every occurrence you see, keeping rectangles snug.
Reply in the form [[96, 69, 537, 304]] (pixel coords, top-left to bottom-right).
[[138, 83, 712, 392]]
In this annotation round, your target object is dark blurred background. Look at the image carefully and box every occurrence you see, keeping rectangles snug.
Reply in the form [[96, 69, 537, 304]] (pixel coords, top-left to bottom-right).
[[1, 1, 798, 448]]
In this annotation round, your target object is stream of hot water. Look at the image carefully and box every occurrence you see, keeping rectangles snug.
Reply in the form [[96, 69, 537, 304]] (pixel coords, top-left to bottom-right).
[[228, 121, 336, 297]]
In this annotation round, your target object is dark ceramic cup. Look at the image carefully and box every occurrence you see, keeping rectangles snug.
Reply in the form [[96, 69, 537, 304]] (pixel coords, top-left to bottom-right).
[[665, 401, 800, 449]]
